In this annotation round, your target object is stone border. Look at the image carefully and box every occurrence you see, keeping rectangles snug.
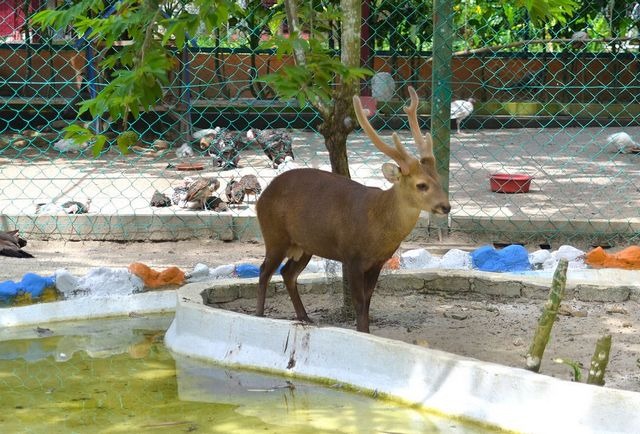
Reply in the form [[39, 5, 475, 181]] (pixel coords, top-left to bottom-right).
[[196, 268, 640, 305], [166, 281, 640, 433], [3, 267, 638, 329]]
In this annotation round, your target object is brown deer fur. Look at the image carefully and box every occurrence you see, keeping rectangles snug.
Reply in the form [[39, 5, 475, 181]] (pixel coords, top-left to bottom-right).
[[255, 87, 450, 333]]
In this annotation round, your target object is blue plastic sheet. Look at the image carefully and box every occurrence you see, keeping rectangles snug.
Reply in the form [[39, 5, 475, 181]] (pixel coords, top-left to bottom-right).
[[471, 245, 531, 272], [0, 273, 56, 300], [234, 263, 284, 278], [235, 263, 261, 278]]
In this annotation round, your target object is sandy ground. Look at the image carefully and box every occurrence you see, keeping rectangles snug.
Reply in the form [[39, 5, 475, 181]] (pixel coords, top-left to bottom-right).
[[3, 238, 640, 394]]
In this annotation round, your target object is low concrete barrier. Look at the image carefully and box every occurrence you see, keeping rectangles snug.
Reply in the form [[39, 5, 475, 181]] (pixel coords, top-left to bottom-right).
[[165, 282, 640, 434]]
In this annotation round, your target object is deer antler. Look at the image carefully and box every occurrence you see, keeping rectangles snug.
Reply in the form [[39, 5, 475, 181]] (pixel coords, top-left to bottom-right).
[[403, 86, 434, 158], [352, 95, 411, 174]]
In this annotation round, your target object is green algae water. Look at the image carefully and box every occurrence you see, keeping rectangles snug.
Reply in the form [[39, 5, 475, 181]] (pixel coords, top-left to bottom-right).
[[0, 314, 499, 433]]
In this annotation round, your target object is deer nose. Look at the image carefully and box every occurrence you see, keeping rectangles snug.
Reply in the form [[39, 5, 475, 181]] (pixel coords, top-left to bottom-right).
[[433, 203, 451, 215]]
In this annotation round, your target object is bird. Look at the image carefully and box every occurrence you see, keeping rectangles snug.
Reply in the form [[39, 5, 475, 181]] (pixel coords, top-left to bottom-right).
[[571, 30, 588, 50], [0, 230, 34, 258], [247, 128, 294, 168], [171, 182, 190, 206], [275, 155, 299, 174], [61, 200, 91, 214], [193, 127, 222, 141], [175, 142, 194, 158], [183, 177, 220, 209], [450, 98, 475, 134], [607, 132, 640, 154], [207, 132, 243, 170], [237, 174, 262, 203], [225, 177, 245, 205]]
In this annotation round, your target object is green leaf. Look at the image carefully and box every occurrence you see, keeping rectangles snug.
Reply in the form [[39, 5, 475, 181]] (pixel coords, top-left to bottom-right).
[[517, 0, 579, 26], [92, 135, 107, 157]]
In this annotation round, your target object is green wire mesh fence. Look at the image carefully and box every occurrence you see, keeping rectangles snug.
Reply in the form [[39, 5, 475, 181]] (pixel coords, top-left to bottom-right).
[[1, 1, 640, 247]]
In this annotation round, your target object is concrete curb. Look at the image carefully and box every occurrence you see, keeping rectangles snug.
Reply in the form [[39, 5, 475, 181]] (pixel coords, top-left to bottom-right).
[[5, 212, 640, 243], [0, 290, 177, 327], [196, 268, 640, 304], [166, 281, 640, 433]]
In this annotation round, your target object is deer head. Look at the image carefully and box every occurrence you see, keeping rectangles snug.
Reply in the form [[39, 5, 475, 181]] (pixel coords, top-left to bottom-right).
[[352, 87, 451, 216]]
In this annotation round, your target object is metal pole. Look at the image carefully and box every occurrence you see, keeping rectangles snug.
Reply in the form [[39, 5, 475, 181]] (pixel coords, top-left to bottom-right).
[[360, 0, 372, 96], [430, 0, 453, 235]]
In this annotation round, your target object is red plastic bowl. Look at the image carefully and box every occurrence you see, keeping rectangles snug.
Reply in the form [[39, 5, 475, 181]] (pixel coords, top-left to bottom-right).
[[490, 173, 532, 193]]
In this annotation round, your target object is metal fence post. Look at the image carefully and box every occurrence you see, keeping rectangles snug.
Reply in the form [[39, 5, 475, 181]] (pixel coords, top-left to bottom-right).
[[430, 0, 453, 236]]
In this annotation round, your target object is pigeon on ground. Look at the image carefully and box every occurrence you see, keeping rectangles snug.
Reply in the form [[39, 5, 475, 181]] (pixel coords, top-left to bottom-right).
[[0, 230, 34, 258]]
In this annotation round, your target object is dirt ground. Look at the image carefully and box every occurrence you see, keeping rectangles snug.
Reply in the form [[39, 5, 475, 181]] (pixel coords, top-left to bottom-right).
[[3, 238, 640, 394]]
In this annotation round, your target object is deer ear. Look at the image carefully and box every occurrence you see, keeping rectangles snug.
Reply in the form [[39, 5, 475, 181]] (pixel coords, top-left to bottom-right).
[[382, 163, 402, 183]]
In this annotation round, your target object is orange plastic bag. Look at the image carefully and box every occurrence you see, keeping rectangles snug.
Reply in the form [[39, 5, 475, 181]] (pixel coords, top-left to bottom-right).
[[585, 246, 640, 270], [128, 262, 185, 288], [382, 255, 401, 271]]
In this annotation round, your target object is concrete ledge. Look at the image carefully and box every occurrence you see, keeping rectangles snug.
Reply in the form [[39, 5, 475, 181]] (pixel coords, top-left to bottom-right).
[[165, 283, 640, 433], [196, 268, 640, 304], [4, 211, 640, 244], [450, 215, 640, 241], [0, 291, 177, 327], [0, 213, 235, 241]]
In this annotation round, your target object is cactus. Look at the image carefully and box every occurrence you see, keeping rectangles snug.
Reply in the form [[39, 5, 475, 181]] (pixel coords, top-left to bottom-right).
[[586, 335, 612, 386], [525, 259, 568, 373]]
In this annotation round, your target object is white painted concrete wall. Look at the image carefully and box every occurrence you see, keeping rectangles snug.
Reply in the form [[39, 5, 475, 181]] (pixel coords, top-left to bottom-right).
[[166, 284, 640, 434], [0, 291, 177, 327]]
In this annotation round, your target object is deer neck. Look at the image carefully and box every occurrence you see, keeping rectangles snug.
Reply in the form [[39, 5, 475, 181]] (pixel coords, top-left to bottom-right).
[[373, 186, 422, 240]]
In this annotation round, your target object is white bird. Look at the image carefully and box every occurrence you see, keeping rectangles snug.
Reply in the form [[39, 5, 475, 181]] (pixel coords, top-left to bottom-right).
[[275, 156, 299, 174], [450, 98, 475, 134], [193, 127, 221, 140], [176, 142, 194, 158], [607, 132, 640, 154], [53, 138, 87, 153]]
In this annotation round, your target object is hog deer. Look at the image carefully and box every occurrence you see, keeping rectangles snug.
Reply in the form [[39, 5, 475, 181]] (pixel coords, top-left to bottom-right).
[[255, 87, 451, 333]]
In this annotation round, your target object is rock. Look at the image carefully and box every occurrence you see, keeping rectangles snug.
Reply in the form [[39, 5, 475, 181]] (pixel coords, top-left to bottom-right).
[[54, 269, 79, 294], [204, 196, 228, 212], [606, 305, 628, 315], [529, 249, 552, 269], [400, 248, 437, 269], [185, 263, 212, 282], [440, 249, 472, 269], [74, 267, 144, 297], [443, 310, 469, 320], [150, 190, 172, 207]]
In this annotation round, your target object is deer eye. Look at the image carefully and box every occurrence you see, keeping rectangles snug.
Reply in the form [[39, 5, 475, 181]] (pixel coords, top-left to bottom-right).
[[416, 183, 430, 192]]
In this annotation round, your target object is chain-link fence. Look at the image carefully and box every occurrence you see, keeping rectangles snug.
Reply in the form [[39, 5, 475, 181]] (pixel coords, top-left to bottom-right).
[[1, 1, 640, 247]]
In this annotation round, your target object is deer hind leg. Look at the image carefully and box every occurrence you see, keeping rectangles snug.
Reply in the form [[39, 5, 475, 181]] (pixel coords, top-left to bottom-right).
[[281, 253, 313, 323], [256, 248, 287, 317], [363, 262, 385, 326], [344, 262, 370, 333]]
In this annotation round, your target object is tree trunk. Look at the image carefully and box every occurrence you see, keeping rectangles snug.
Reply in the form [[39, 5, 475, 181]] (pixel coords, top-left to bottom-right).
[[316, 95, 353, 178], [283, 0, 361, 320]]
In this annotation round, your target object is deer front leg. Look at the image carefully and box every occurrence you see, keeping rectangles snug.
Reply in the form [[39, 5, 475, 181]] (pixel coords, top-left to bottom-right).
[[345, 262, 369, 333], [363, 262, 385, 321]]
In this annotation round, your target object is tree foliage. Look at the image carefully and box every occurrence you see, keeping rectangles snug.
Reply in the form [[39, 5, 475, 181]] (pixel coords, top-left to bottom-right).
[[32, 0, 238, 154], [29, 0, 593, 155]]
